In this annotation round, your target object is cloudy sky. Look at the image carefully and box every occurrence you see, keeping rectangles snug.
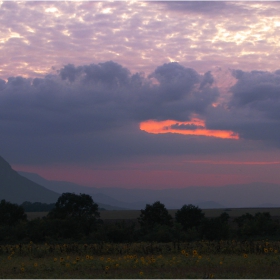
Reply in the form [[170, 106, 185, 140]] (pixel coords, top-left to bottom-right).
[[1, 1, 280, 189]]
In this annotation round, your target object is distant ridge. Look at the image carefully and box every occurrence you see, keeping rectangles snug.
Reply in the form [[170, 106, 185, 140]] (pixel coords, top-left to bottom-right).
[[18, 171, 280, 209], [18, 171, 141, 209], [0, 156, 60, 204], [195, 201, 225, 209]]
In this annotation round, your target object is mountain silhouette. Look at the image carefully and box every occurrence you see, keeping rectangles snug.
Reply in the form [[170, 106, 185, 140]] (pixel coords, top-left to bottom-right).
[[0, 156, 60, 204], [18, 170, 280, 209]]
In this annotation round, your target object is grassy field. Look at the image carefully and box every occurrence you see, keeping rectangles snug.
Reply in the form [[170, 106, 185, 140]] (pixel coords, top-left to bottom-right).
[[1, 241, 280, 278], [26, 207, 280, 220], [20, 208, 280, 278]]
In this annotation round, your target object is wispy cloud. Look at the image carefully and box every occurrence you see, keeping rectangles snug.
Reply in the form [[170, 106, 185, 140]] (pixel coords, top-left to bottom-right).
[[1, 2, 280, 79], [182, 160, 280, 165]]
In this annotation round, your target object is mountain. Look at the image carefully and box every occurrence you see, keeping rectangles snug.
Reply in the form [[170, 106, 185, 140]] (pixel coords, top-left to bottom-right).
[[19, 171, 280, 209], [0, 156, 60, 204], [18, 171, 222, 209], [0, 159, 129, 210], [18, 171, 145, 209], [18, 171, 138, 210], [17, 171, 94, 194], [195, 201, 225, 209], [3, 157, 263, 209], [95, 202, 130, 211]]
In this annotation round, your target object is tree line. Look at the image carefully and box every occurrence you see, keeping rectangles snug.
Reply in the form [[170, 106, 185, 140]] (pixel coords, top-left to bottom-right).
[[0, 193, 280, 244]]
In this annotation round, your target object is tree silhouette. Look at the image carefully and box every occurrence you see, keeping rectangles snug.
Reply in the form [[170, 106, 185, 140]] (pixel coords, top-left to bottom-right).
[[138, 201, 173, 232], [48, 193, 100, 220], [175, 204, 205, 231], [47, 193, 101, 237], [0, 199, 27, 226]]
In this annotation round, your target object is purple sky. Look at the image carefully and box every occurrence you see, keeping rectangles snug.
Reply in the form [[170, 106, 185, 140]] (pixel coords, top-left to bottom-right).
[[1, 1, 280, 188]]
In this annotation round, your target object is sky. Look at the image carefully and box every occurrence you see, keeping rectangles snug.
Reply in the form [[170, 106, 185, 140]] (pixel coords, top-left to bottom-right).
[[1, 1, 280, 189]]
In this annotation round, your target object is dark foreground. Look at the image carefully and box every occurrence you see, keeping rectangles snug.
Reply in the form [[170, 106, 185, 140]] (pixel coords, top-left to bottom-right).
[[1, 241, 280, 279]]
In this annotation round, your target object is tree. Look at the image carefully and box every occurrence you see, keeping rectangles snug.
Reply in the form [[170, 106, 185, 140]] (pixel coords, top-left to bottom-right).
[[138, 201, 173, 232], [48, 193, 101, 237], [48, 193, 100, 220], [234, 212, 279, 238], [0, 199, 27, 226], [234, 213, 254, 229], [175, 204, 205, 231], [201, 212, 230, 240]]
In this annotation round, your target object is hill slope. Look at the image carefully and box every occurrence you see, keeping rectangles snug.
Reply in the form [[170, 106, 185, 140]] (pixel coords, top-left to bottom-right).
[[0, 156, 60, 204]]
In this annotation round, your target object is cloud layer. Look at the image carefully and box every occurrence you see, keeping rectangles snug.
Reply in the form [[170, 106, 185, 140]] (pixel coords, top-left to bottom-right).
[[1, 1, 280, 189], [1, 61, 280, 166], [206, 69, 280, 145], [1, 2, 280, 79]]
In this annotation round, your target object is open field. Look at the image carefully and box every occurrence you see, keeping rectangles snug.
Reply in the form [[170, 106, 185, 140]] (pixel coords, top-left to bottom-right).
[[99, 208, 280, 220], [1, 241, 280, 278], [26, 207, 280, 221], [26, 212, 49, 220]]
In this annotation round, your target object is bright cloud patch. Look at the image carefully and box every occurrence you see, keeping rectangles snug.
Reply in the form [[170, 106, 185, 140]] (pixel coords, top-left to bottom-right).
[[140, 117, 239, 139]]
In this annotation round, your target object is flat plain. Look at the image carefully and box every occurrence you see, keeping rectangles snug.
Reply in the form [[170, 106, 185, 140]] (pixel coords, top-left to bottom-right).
[[26, 207, 280, 220]]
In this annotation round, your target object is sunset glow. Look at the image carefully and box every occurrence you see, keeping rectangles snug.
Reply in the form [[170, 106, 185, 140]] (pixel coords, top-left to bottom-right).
[[1, 1, 280, 192], [140, 119, 239, 140]]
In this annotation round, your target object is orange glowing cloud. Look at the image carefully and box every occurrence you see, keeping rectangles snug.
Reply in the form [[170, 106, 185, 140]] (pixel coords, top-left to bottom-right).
[[139, 118, 239, 139]]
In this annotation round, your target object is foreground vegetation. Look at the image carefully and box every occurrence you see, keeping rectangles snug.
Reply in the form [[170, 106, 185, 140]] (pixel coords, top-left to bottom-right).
[[2, 193, 280, 244], [1, 241, 280, 278], [2, 193, 280, 278]]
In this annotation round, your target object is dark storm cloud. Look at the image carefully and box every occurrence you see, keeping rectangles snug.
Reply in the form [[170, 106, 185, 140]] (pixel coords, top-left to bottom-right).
[[3, 60, 280, 167], [0, 61, 223, 165], [230, 69, 280, 119], [2, 61, 280, 166], [206, 105, 280, 143], [58, 61, 218, 122], [0, 79, 6, 90], [206, 69, 280, 145], [60, 61, 131, 87], [149, 63, 200, 99], [200, 71, 214, 89], [133, 63, 219, 121]]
